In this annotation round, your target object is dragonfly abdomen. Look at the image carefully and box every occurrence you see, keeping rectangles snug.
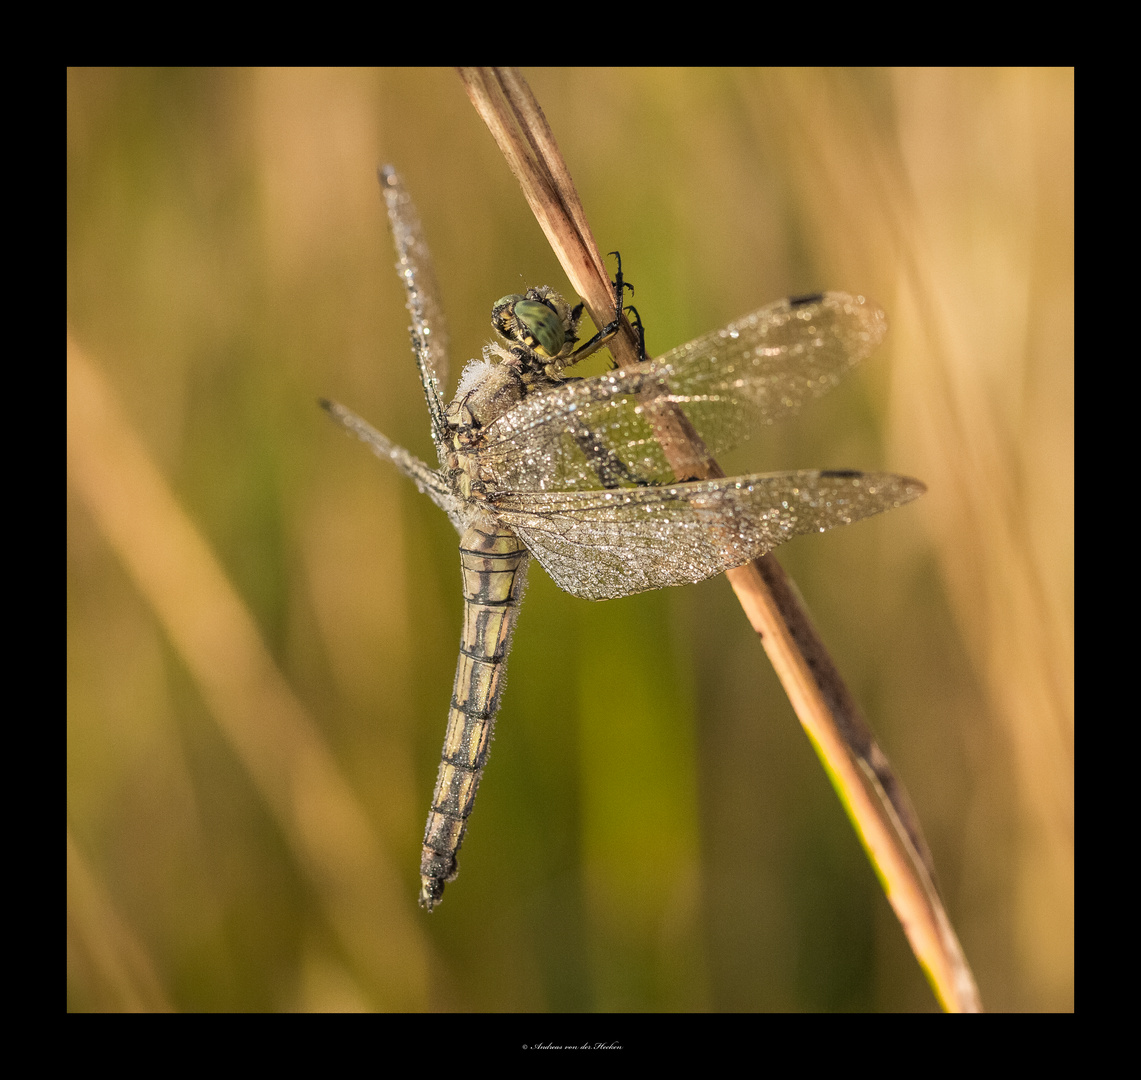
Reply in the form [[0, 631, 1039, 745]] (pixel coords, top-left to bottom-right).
[[419, 522, 529, 910]]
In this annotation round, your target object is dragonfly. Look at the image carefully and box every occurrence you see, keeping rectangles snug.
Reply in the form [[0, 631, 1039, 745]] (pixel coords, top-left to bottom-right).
[[323, 167, 925, 911]]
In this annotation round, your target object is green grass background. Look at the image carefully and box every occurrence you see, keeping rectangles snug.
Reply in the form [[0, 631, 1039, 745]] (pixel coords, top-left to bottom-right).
[[68, 68, 1073, 1012]]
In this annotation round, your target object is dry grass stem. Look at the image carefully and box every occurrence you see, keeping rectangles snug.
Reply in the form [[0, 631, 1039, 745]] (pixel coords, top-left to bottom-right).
[[460, 66, 981, 1012]]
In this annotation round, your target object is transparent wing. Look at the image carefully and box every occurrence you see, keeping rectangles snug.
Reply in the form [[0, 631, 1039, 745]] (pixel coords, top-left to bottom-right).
[[380, 166, 451, 455], [475, 293, 887, 491], [319, 399, 467, 535], [491, 469, 925, 601]]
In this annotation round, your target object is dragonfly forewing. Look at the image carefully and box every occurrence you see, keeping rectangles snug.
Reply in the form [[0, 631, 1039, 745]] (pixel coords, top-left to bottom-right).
[[380, 166, 452, 456], [475, 293, 887, 492]]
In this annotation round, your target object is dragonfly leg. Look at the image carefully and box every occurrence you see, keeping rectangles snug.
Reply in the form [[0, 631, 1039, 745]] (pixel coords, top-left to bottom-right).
[[562, 251, 640, 365], [624, 303, 646, 363]]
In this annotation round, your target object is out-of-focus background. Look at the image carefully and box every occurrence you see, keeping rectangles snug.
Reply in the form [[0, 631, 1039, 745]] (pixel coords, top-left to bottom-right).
[[67, 68, 1073, 1012]]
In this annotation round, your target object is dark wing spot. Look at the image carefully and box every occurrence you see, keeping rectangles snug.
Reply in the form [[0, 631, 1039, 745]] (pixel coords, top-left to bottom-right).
[[820, 469, 863, 478], [789, 292, 825, 307]]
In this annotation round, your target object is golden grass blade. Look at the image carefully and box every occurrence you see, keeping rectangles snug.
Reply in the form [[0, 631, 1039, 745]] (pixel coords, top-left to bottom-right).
[[459, 66, 981, 1012], [67, 827, 173, 1012], [67, 334, 433, 1010]]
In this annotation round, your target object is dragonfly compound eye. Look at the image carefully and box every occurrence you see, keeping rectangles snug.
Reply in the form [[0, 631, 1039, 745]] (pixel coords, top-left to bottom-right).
[[491, 295, 523, 345], [504, 297, 568, 359]]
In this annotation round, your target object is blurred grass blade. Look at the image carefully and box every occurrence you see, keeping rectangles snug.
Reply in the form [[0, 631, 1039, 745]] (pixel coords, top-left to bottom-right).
[[67, 827, 172, 1012], [67, 334, 433, 1010], [459, 66, 982, 1013]]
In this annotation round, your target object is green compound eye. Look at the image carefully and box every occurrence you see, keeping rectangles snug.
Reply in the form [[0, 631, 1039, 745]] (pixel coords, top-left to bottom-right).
[[512, 298, 567, 358]]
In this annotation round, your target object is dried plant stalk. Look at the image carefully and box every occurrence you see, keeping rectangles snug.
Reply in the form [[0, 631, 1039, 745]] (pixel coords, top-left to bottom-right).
[[458, 66, 981, 1013]]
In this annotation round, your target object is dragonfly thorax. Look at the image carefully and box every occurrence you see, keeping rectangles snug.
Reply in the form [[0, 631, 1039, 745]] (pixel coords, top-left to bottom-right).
[[447, 358, 526, 438]]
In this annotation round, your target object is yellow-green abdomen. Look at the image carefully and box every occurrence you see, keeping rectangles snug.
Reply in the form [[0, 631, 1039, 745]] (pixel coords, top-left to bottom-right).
[[419, 522, 529, 910]]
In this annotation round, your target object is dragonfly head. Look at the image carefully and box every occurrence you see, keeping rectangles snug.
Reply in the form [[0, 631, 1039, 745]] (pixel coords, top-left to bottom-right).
[[492, 286, 583, 370]]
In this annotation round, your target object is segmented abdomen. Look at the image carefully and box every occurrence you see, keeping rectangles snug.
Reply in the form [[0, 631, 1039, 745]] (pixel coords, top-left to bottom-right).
[[419, 522, 529, 910]]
